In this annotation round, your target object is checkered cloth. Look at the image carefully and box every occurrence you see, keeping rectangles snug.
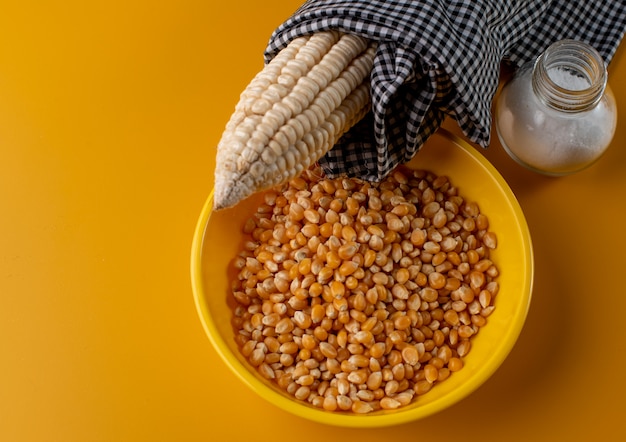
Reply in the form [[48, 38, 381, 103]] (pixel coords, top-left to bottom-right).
[[265, 0, 626, 181]]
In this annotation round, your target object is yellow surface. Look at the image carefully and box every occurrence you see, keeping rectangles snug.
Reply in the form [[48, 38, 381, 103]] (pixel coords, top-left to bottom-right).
[[192, 130, 533, 428], [1, 1, 625, 440]]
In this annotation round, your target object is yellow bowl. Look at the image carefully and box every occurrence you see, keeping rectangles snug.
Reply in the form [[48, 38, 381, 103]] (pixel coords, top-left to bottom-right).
[[191, 128, 533, 427]]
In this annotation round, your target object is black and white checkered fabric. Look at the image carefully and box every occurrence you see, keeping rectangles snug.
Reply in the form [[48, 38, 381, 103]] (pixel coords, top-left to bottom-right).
[[264, 0, 626, 181]]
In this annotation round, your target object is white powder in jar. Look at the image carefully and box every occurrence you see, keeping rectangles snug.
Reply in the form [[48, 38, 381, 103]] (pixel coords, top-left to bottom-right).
[[495, 68, 615, 175], [547, 66, 591, 90]]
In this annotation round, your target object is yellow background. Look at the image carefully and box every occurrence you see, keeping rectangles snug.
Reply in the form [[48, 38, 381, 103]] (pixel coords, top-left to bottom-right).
[[1, 1, 625, 441]]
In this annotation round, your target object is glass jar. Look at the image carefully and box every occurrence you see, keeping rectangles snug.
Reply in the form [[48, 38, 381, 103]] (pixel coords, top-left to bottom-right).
[[495, 39, 617, 175]]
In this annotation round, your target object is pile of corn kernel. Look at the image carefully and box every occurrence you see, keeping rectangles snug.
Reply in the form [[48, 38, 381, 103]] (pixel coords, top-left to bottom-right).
[[229, 166, 499, 414]]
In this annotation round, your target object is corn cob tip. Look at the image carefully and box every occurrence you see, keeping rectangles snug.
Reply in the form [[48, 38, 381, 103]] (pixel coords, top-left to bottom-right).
[[213, 179, 239, 211], [212, 31, 376, 210], [213, 169, 258, 210]]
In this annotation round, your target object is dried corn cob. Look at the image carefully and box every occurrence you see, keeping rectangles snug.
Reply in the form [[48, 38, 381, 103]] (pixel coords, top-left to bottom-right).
[[213, 31, 376, 210]]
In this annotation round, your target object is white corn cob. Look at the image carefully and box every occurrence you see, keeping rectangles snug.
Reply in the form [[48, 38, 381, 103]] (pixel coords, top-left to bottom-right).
[[213, 31, 376, 210]]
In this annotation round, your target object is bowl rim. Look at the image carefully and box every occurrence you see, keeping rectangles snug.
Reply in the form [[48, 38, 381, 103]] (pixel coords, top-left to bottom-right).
[[191, 128, 534, 427]]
